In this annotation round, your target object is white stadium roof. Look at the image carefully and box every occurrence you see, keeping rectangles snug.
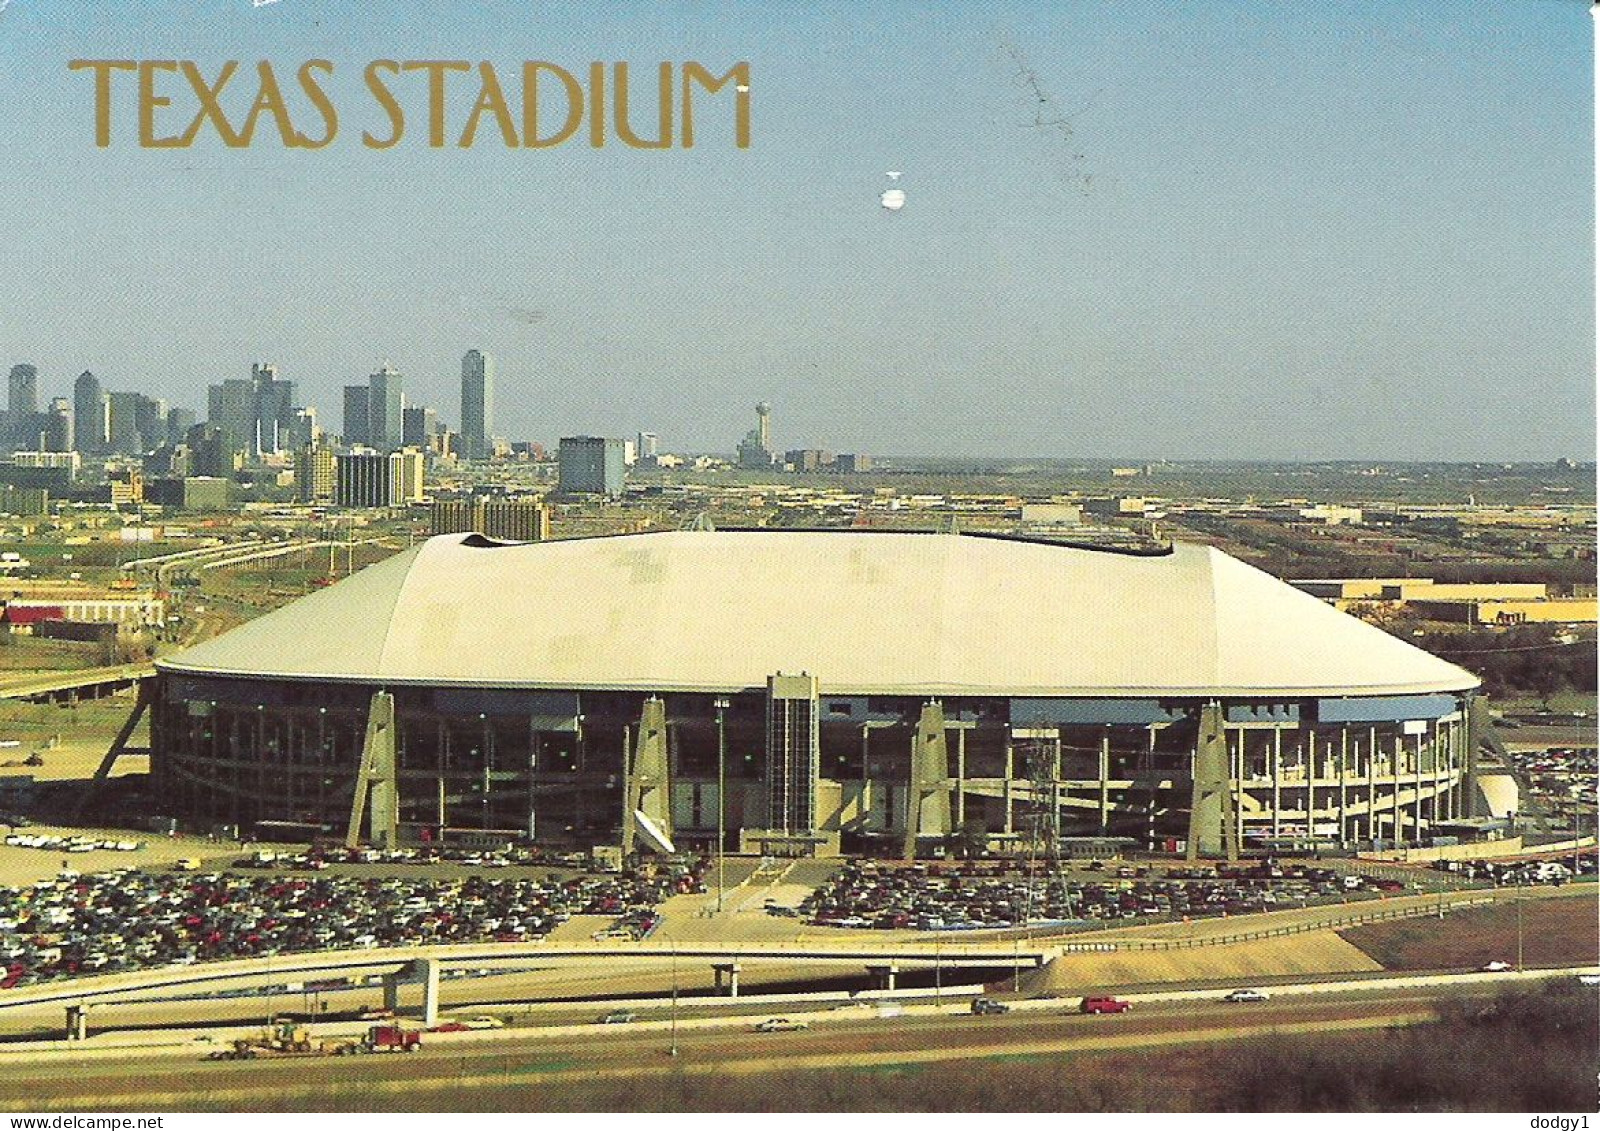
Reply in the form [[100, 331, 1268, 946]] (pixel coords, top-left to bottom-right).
[[158, 531, 1479, 698]]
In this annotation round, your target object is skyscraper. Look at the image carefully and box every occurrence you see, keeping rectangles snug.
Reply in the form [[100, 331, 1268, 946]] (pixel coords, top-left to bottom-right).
[[206, 363, 296, 459], [368, 365, 403, 452], [8, 365, 37, 418], [342, 385, 371, 446], [460, 350, 493, 461], [73, 371, 108, 456], [107, 391, 145, 455]]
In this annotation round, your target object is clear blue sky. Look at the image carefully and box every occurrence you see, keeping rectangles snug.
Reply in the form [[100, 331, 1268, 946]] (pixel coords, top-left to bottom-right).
[[0, 0, 1591, 460]]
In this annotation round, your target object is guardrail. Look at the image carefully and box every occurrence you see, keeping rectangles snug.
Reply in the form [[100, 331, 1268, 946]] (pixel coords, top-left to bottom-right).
[[1053, 894, 1498, 953]]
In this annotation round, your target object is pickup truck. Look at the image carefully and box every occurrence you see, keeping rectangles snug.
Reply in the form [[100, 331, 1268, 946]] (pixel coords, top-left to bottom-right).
[[1079, 995, 1132, 1014]]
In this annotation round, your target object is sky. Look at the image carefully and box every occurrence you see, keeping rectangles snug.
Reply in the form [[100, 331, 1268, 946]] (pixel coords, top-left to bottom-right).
[[0, 0, 1592, 461]]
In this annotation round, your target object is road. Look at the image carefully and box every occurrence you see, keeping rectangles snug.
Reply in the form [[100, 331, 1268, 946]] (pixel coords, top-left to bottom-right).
[[0, 977, 1561, 1110]]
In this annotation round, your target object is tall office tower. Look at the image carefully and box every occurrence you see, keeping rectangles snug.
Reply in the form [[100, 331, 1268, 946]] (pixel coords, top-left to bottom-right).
[[342, 385, 371, 446], [736, 401, 775, 468], [207, 378, 255, 457], [282, 407, 317, 452], [166, 407, 196, 444], [367, 365, 403, 451], [636, 431, 659, 462], [186, 424, 233, 477], [460, 350, 493, 461], [557, 436, 626, 497], [134, 395, 167, 449], [74, 371, 108, 456], [8, 365, 37, 418], [106, 391, 146, 454], [402, 405, 437, 447], [208, 363, 296, 459], [44, 399, 73, 453], [250, 362, 296, 454]]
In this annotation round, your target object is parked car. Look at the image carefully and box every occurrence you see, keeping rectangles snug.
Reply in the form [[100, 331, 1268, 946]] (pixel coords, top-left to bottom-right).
[[599, 1010, 638, 1024]]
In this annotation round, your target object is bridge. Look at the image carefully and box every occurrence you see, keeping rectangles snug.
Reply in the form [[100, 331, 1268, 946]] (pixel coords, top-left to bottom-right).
[[0, 937, 1054, 1033], [0, 664, 153, 703]]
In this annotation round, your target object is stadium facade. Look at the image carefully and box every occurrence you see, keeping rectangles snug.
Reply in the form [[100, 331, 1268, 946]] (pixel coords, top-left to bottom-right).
[[151, 530, 1481, 857]]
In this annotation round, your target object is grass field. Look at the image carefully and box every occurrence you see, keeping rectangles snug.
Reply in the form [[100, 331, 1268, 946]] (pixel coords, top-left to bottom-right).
[[1338, 891, 1598, 971]]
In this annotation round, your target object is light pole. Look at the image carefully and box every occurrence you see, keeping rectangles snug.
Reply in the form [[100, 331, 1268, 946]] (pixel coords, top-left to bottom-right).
[[715, 697, 729, 912], [1515, 876, 1524, 974], [669, 934, 680, 1058]]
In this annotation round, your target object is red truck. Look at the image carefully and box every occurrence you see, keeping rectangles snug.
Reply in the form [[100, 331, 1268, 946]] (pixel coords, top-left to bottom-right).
[[1079, 996, 1132, 1014], [334, 1025, 422, 1054]]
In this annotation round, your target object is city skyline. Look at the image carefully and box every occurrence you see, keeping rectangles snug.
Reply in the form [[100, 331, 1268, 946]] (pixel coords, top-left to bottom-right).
[[0, 1, 1590, 461]]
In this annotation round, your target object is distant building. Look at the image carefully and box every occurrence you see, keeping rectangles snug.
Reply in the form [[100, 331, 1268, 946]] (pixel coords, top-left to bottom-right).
[[106, 391, 145, 455], [165, 408, 196, 446], [185, 424, 235, 478], [208, 363, 296, 459], [107, 468, 143, 505], [558, 436, 626, 497], [43, 398, 73, 454], [335, 449, 425, 508], [342, 385, 371, 447], [835, 453, 872, 473], [1082, 496, 1149, 518], [430, 498, 550, 542], [636, 432, 659, 464], [73, 371, 109, 457], [367, 365, 404, 452], [392, 448, 425, 503], [7, 365, 37, 418], [736, 402, 775, 468], [335, 452, 392, 508], [402, 405, 437, 448], [785, 449, 835, 472], [145, 476, 229, 511], [295, 446, 337, 503], [460, 350, 493, 460]]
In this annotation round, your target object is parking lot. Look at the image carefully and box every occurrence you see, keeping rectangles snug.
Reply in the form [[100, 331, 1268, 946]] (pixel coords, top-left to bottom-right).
[[800, 859, 1403, 931], [0, 854, 709, 989]]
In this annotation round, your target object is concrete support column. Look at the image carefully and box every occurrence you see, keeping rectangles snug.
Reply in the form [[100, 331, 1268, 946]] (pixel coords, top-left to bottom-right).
[[382, 973, 400, 1013], [712, 961, 741, 997], [866, 963, 898, 991], [1391, 735, 1404, 844], [1003, 741, 1014, 836], [1185, 702, 1236, 860], [1270, 729, 1282, 838], [418, 957, 440, 1028], [956, 728, 967, 830], [1368, 726, 1379, 843], [65, 1005, 88, 1042], [1338, 727, 1349, 845], [1097, 731, 1110, 835]]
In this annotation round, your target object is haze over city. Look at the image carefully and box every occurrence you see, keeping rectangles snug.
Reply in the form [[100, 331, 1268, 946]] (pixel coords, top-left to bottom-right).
[[0, 0, 1591, 460]]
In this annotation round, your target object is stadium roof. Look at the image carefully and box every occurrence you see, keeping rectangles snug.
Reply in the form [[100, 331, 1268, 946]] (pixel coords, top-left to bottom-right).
[[157, 531, 1479, 698]]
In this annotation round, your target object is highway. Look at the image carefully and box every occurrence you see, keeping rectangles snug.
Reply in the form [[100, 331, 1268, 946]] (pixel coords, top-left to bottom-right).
[[0, 972, 1585, 1110]]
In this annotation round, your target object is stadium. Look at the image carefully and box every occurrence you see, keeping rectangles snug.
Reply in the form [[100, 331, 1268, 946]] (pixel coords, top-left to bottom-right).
[[151, 529, 1482, 858]]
